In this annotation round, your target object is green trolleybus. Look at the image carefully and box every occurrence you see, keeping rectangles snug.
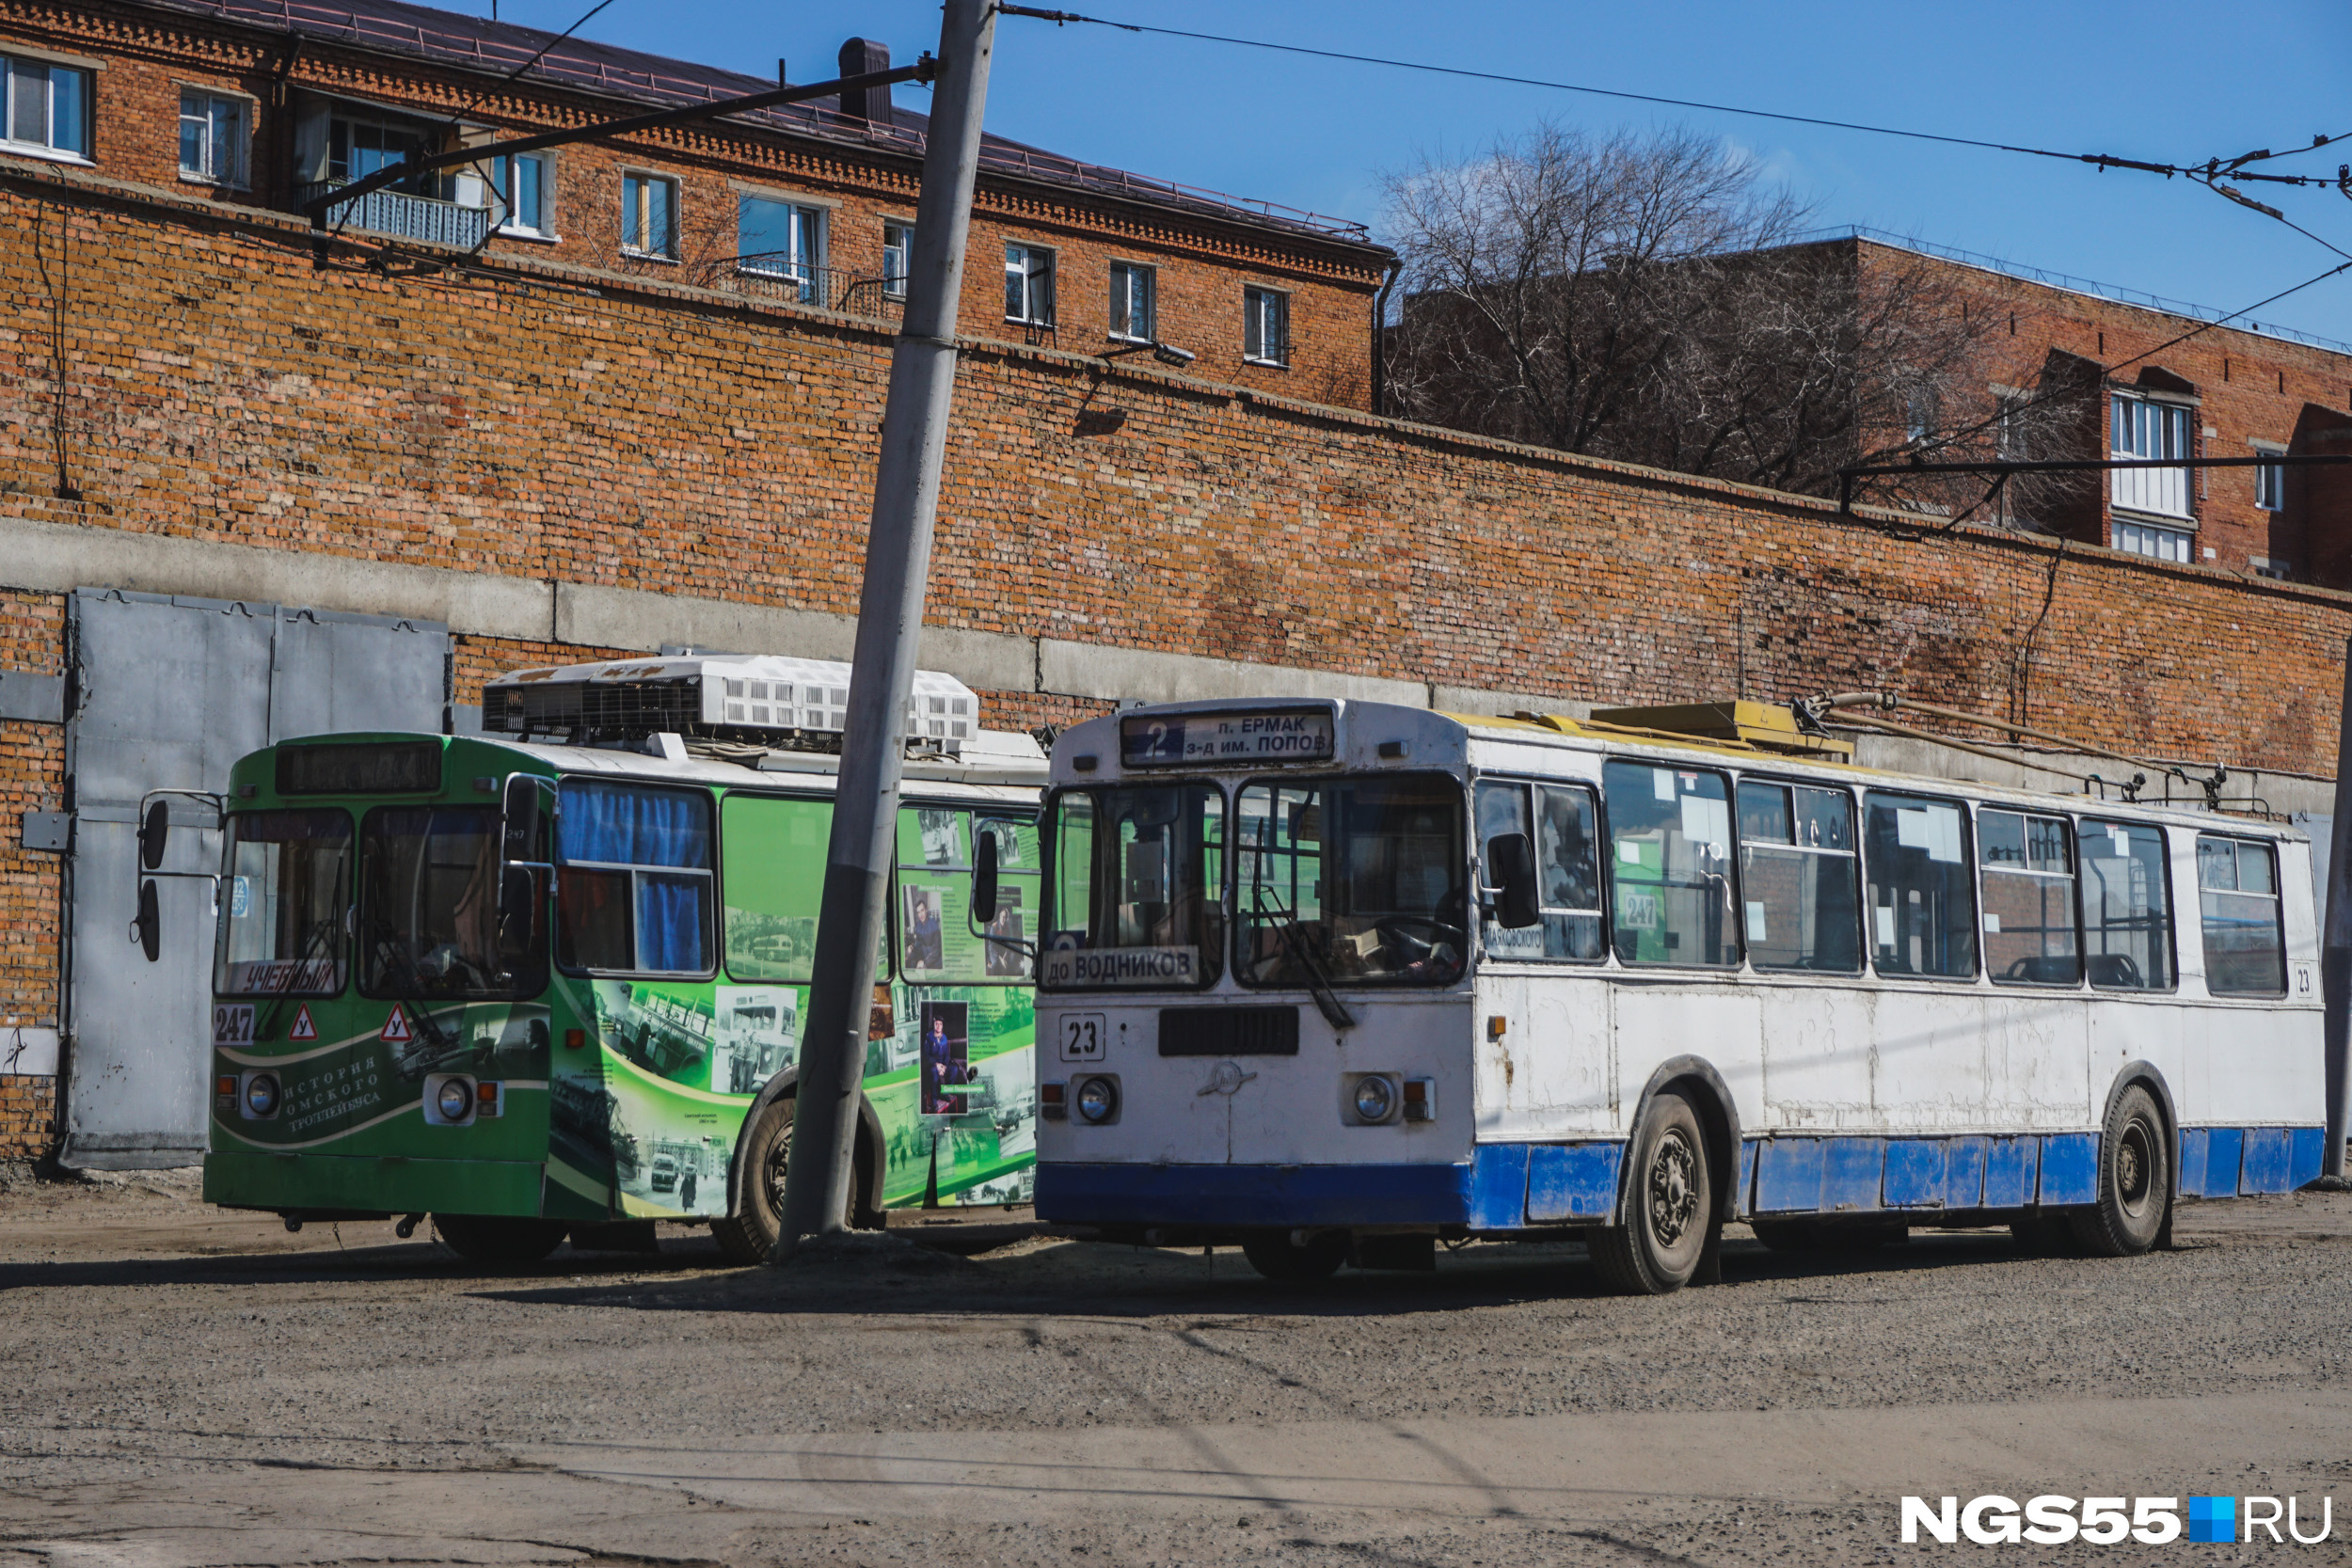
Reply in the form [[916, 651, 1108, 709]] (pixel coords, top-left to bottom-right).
[[176, 654, 1047, 1262]]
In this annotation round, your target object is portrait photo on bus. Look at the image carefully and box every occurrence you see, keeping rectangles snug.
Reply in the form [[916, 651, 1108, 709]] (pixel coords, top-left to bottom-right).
[[918, 999, 969, 1115], [901, 883, 947, 974], [983, 886, 1025, 977]]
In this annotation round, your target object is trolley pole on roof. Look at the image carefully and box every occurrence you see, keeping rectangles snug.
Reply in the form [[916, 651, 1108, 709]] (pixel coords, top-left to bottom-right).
[[774, 0, 997, 1257], [2323, 638, 2352, 1180]]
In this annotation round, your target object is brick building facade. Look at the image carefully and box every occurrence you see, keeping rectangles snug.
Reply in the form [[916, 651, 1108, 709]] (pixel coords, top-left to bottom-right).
[[4, 7, 2351, 1164], [1838, 234, 2352, 580]]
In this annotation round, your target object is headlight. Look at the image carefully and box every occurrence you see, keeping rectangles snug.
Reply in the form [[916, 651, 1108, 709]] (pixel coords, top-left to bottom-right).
[[1353, 1075, 1396, 1123], [437, 1079, 474, 1121], [1074, 1076, 1119, 1125], [243, 1072, 279, 1118]]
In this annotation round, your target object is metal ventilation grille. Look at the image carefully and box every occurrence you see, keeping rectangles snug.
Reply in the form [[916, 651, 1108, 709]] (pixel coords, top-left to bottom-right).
[[485, 675, 703, 739]]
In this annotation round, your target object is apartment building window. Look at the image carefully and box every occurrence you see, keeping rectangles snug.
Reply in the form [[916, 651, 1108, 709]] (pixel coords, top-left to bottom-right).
[[3, 53, 92, 160], [2115, 520, 2192, 563], [1243, 286, 1289, 366], [882, 219, 914, 299], [489, 151, 551, 237], [2253, 443, 2286, 512], [621, 171, 678, 260], [2110, 393, 2193, 519], [1006, 243, 1055, 325], [1109, 261, 1155, 342], [178, 89, 247, 186], [1994, 392, 2029, 460], [739, 196, 825, 301], [329, 112, 429, 189]]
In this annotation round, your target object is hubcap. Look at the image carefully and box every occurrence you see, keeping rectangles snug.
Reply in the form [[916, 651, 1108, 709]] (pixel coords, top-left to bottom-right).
[[761, 1118, 793, 1215], [2117, 1117, 2153, 1213], [1649, 1130, 1700, 1245]]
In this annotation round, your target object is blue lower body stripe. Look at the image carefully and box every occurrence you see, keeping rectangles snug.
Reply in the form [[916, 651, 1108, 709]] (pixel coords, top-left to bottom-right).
[[1036, 1126, 2327, 1230]]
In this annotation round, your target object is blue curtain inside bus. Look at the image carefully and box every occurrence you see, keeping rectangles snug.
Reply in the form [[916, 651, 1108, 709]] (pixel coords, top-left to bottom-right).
[[560, 782, 711, 972]]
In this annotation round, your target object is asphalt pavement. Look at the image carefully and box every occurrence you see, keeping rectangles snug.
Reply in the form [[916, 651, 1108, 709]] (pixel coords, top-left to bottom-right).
[[2, 1167, 2348, 1567]]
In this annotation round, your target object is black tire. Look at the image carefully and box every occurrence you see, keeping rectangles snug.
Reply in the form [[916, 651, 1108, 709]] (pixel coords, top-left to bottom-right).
[[710, 1097, 879, 1265], [433, 1213, 567, 1263], [2070, 1084, 2170, 1258], [1241, 1230, 1348, 1281], [1592, 1090, 1711, 1295], [712, 1096, 795, 1265]]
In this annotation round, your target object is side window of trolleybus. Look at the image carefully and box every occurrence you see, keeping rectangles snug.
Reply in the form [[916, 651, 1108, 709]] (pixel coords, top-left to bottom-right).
[[216, 809, 352, 996], [2079, 819, 2174, 990], [1862, 793, 1977, 979], [2197, 835, 2286, 995], [1041, 784, 1225, 989], [1236, 774, 1466, 985], [1735, 782, 1860, 973], [554, 781, 714, 976], [1602, 762, 1736, 967], [895, 807, 1041, 983], [1473, 779, 1603, 961], [1979, 809, 2081, 986], [360, 805, 547, 998], [721, 794, 894, 984]]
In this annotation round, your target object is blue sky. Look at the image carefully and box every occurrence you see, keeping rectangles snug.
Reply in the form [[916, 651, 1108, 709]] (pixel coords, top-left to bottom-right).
[[503, 1, 2352, 343]]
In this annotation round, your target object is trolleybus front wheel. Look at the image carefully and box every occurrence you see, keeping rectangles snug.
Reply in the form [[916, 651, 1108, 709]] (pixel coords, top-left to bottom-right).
[[2069, 1083, 2170, 1258], [1241, 1229, 1348, 1281], [432, 1213, 567, 1264], [1591, 1090, 1711, 1295]]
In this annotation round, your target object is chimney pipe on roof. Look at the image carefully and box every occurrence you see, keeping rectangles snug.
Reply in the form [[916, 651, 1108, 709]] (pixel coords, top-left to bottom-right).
[[837, 38, 892, 126]]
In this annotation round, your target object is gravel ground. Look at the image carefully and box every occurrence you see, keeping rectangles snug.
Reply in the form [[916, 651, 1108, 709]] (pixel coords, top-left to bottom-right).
[[2, 1169, 2349, 1566]]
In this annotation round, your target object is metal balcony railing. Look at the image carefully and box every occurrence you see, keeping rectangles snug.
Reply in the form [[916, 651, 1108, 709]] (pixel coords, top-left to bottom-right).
[[715, 261, 907, 319], [299, 179, 491, 249]]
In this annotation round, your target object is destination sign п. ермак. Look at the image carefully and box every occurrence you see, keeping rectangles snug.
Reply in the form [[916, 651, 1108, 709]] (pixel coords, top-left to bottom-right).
[[1120, 709, 1335, 767]]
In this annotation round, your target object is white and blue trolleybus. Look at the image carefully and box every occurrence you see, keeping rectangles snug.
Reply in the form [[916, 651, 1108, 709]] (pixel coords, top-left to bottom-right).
[[1019, 697, 2330, 1293]]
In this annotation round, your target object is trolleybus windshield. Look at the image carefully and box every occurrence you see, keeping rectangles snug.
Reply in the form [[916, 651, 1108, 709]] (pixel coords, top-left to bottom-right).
[[358, 805, 546, 1000], [1235, 772, 1467, 987], [1041, 784, 1224, 989], [215, 809, 352, 997]]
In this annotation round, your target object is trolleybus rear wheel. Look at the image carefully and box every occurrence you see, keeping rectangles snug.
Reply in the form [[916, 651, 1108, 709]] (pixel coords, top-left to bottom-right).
[[1591, 1090, 1711, 1295], [1241, 1229, 1348, 1281], [2070, 1084, 2169, 1258], [711, 1096, 878, 1265], [433, 1213, 567, 1263]]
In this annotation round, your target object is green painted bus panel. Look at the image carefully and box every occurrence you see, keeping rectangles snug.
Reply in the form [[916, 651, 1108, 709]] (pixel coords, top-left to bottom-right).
[[210, 742, 1038, 1224], [203, 1150, 545, 1216]]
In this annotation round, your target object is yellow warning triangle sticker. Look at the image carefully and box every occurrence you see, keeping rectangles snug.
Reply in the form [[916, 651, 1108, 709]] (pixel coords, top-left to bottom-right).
[[381, 1004, 413, 1044], [288, 1005, 318, 1042]]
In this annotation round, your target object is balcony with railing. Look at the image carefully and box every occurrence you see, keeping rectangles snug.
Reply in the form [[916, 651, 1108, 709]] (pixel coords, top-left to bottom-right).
[[299, 179, 491, 249], [713, 260, 906, 320]]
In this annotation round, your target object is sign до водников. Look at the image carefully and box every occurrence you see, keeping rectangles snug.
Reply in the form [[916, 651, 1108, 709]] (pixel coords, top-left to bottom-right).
[[1119, 709, 1335, 768]]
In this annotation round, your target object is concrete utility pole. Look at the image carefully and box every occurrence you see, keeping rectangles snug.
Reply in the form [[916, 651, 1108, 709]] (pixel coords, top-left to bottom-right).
[[775, 0, 996, 1255], [2324, 637, 2352, 1180]]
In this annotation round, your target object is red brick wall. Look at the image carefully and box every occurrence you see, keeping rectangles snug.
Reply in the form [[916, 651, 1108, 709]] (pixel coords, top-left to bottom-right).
[[0, 1, 1381, 410], [0, 590, 61, 1159]]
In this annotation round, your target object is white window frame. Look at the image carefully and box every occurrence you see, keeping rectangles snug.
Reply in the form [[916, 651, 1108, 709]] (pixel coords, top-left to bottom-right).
[[736, 195, 827, 305], [2252, 441, 2287, 512], [2109, 392, 2194, 520], [1243, 284, 1290, 367], [1006, 242, 1056, 325], [2114, 519, 2192, 563], [177, 87, 248, 187], [882, 218, 914, 300], [489, 150, 554, 239], [1108, 261, 1155, 343], [620, 170, 679, 261], [3, 52, 93, 163]]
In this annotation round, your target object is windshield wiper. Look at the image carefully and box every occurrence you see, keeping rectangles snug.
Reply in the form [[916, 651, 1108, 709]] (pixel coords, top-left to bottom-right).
[[1249, 884, 1355, 1032]]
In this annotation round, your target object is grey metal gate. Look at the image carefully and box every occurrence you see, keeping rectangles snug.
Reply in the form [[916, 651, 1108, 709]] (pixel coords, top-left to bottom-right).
[[61, 590, 449, 1168]]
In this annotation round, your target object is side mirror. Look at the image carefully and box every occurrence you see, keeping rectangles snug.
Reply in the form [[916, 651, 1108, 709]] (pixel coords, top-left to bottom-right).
[[971, 832, 1000, 926], [135, 879, 162, 961], [497, 863, 538, 923], [139, 800, 169, 872], [502, 775, 545, 861], [1486, 832, 1541, 929]]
